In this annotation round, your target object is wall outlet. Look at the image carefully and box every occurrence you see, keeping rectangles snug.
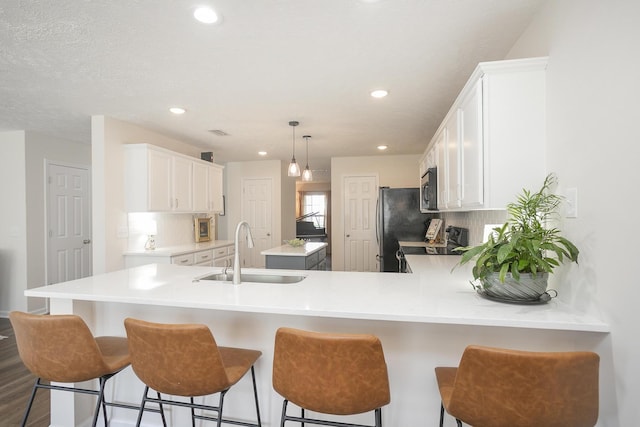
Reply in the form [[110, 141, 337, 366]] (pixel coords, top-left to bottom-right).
[[565, 187, 578, 218], [117, 226, 129, 238]]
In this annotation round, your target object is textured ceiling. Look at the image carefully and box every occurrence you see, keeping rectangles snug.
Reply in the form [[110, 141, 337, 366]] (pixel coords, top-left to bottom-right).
[[0, 0, 545, 180]]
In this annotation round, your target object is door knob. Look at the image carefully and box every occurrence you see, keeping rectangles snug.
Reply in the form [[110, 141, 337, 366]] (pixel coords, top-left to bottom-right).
[[346, 234, 350, 238], [267, 233, 271, 236]]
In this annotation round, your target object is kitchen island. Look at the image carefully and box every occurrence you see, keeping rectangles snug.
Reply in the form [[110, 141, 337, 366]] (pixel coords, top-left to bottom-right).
[[25, 258, 610, 427], [261, 241, 327, 270]]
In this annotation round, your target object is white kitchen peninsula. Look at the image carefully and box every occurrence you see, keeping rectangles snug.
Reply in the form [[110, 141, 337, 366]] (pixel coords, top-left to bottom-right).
[[25, 258, 609, 427]]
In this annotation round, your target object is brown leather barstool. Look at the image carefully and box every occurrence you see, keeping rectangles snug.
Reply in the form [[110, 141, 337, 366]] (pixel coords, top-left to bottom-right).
[[9, 311, 131, 427], [272, 327, 390, 427], [124, 317, 262, 427], [435, 345, 600, 427]]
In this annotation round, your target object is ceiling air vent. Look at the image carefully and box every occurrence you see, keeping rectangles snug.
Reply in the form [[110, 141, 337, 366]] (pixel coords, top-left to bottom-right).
[[208, 129, 229, 136]]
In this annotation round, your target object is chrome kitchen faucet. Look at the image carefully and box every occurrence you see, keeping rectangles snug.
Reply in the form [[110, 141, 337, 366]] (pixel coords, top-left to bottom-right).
[[233, 221, 255, 284]]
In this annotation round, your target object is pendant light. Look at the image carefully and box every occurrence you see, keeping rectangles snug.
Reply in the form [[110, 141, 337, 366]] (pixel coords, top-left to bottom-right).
[[302, 135, 313, 182], [287, 121, 301, 177]]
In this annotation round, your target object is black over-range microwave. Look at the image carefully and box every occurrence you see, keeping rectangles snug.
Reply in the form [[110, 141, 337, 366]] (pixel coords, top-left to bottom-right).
[[420, 167, 437, 211]]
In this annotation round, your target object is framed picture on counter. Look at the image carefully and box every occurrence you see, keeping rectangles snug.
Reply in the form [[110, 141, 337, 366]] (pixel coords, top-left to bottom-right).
[[194, 217, 211, 242]]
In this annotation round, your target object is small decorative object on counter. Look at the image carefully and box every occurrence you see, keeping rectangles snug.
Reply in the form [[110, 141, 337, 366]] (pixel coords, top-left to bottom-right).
[[144, 220, 157, 250], [454, 174, 579, 304], [284, 238, 305, 247]]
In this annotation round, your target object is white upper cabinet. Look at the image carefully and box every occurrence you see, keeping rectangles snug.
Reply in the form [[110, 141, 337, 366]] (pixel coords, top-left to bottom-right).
[[125, 144, 224, 213], [458, 78, 483, 209], [424, 56, 548, 212], [192, 161, 209, 212], [172, 154, 193, 212], [208, 164, 224, 213], [145, 147, 173, 211]]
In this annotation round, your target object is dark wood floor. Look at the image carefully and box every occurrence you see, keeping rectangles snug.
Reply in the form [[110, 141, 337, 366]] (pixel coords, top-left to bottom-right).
[[0, 317, 50, 427]]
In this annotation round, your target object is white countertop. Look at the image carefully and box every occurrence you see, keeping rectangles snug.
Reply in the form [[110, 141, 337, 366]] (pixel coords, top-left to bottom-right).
[[25, 256, 608, 333], [123, 240, 234, 257], [261, 242, 327, 257], [398, 240, 446, 248]]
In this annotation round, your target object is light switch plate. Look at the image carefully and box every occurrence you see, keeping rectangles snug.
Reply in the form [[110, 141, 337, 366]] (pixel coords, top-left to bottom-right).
[[565, 187, 578, 218]]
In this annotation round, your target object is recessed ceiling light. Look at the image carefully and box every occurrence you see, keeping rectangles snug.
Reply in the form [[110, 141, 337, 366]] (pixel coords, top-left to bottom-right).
[[194, 7, 219, 24], [169, 107, 186, 115], [371, 89, 389, 98], [377, 145, 388, 150], [258, 151, 267, 156]]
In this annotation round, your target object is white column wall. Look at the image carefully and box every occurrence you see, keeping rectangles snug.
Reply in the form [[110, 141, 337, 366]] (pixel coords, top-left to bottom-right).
[[506, 1, 640, 424]]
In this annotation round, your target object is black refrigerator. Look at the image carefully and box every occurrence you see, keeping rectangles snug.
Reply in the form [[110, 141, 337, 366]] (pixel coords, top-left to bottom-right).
[[376, 187, 435, 272]]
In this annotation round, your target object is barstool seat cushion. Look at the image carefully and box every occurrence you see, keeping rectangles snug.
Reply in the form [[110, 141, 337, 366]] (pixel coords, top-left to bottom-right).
[[219, 346, 262, 386]]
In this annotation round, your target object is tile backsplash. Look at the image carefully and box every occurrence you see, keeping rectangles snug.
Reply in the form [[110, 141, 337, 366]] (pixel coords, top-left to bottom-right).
[[440, 210, 507, 246], [127, 212, 217, 250]]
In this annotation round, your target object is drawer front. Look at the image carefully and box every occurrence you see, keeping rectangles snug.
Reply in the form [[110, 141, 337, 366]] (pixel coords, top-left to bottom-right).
[[195, 250, 214, 264], [213, 247, 228, 259], [227, 245, 235, 256], [171, 254, 194, 266], [317, 247, 327, 260], [305, 252, 320, 269]]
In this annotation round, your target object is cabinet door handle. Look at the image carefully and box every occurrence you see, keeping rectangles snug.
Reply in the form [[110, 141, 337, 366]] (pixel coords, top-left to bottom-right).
[[83, 239, 91, 244], [267, 233, 271, 236]]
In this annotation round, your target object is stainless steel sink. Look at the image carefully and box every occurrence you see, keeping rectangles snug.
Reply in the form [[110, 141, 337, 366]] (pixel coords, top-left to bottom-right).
[[196, 272, 306, 284]]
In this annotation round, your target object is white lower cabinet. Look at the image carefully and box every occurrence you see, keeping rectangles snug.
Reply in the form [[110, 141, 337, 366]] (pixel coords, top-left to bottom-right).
[[124, 242, 234, 268], [170, 253, 194, 266], [194, 249, 214, 266], [212, 245, 234, 268], [422, 57, 547, 212]]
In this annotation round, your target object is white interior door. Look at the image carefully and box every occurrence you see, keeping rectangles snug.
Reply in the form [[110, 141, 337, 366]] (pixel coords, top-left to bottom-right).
[[242, 178, 272, 268], [46, 162, 92, 284], [343, 175, 378, 272]]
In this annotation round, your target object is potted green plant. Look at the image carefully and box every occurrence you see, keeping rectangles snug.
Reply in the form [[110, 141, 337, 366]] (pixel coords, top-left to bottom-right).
[[455, 174, 579, 302]]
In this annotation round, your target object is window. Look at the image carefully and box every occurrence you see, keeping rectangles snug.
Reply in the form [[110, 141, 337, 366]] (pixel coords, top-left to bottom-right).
[[302, 193, 326, 228]]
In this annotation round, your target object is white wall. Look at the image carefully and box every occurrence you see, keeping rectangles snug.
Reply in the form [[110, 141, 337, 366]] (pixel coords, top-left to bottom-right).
[[220, 159, 295, 266], [0, 131, 90, 315], [330, 154, 421, 271], [506, 1, 640, 424], [25, 132, 91, 313], [0, 131, 28, 316]]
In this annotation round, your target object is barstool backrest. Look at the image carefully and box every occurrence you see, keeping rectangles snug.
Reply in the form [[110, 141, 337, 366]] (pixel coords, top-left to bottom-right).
[[273, 327, 390, 415], [124, 317, 231, 396], [10, 311, 112, 382], [449, 345, 600, 427]]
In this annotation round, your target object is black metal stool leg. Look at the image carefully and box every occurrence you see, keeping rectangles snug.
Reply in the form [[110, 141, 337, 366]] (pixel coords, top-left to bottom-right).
[[375, 408, 382, 427], [216, 390, 228, 427], [191, 396, 196, 427], [280, 399, 288, 427], [157, 391, 167, 427], [91, 381, 103, 427], [135, 386, 149, 427], [20, 378, 40, 427], [250, 366, 262, 426], [94, 376, 109, 427], [439, 402, 445, 427]]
